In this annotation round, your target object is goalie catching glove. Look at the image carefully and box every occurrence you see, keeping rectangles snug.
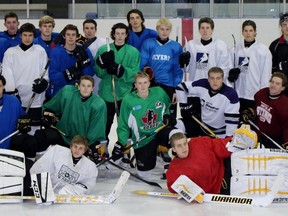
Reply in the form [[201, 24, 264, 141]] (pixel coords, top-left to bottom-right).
[[226, 124, 258, 152]]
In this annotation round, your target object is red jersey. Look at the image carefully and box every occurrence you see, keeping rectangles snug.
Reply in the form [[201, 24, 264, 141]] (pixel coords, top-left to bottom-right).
[[166, 137, 231, 194]]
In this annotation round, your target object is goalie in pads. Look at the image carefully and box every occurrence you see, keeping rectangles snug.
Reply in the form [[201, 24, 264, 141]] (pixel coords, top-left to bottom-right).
[[166, 125, 257, 195], [30, 135, 97, 196]]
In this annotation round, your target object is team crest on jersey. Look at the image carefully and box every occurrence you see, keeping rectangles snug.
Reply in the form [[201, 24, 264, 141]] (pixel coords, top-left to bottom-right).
[[196, 52, 209, 69], [141, 109, 159, 130], [257, 102, 272, 124], [155, 101, 163, 109], [238, 57, 249, 72], [58, 165, 80, 184]]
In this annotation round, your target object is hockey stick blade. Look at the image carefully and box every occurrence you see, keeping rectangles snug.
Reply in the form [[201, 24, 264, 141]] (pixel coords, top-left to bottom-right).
[[134, 190, 179, 198], [108, 161, 162, 189]]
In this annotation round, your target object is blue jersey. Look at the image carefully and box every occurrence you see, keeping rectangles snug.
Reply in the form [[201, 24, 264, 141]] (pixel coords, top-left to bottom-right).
[[0, 31, 21, 47], [127, 28, 158, 51], [48, 45, 95, 97], [0, 38, 11, 62], [140, 38, 183, 87], [33, 32, 59, 57], [0, 95, 25, 149]]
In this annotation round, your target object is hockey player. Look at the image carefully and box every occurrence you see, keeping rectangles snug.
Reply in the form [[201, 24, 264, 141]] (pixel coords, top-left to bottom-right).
[[33, 15, 59, 57], [0, 12, 21, 46], [176, 67, 240, 138], [0, 74, 31, 149], [185, 17, 232, 82], [242, 72, 288, 149], [228, 20, 272, 113], [113, 72, 173, 180], [126, 9, 158, 51], [30, 135, 98, 195], [140, 18, 184, 117], [82, 19, 106, 95], [2, 23, 48, 132], [166, 126, 258, 195], [10, 75, 107, 160], [48, 24, 95, 97], [95, 22, 140, 149], [270, 12, 288, 78]]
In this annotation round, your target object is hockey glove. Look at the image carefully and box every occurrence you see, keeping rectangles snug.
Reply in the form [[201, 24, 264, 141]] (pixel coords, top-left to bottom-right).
[[112, 141, 125, 161], [242, 108, 256, 122], [163, 114, 177, 127], [226, 124, 258, 152], [96, 50, 115, 69], [42, 111, 56, 128], [32, 78, 48, 94], [17, 115, 31, 133], [279, 60, 288, 72], [179, 51, 191, 68], [179, 102, 194, 119], [107, 62, 125, 78], [63, 66, 82, 82], [74, 46, 91, 69], [58, 183, 87, 195], [228, 68, 241, 82]]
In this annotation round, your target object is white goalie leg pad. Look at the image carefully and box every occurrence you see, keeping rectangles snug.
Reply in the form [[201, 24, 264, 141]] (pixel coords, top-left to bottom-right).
[[231, 148, 288, 175], [231, 175, 288, 200], [30, 172, 55, 205], [0, 177, 23, 203], [0, 149, 25, 177], [171, 175, 204, 203]]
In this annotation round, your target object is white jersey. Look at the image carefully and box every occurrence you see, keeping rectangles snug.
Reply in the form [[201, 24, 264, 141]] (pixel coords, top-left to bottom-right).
[[2, 44, 48, 108], [229, 41, 272, 100], [176, 79, 240, 137], [30, 145, 98, 194], [185, 38, 232, 81], [88, 37, 106, 95]]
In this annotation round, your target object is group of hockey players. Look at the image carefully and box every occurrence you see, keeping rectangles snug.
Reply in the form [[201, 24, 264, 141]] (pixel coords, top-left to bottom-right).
[[0, 8, 288, 204]]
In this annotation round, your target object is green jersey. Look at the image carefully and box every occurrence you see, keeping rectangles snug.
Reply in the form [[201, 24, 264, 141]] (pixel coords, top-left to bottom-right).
[[43, 85, 107, 146], [94, 43, 140, 102], [117, 86, 171, 149]]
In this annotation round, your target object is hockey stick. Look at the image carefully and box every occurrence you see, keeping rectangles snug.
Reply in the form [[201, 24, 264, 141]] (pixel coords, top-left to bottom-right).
[[134, 174, 284, 207], [183, 37, 189, 82], [1, 171, 130, 204], [245, 119, 284, 150], [108, 160, 162, 189], [106, 37, 119, 119], [191, 115, 218, 138], [0, 59, 51, 145], [232, 34, 236, 90], [96, 124, 167, 167]]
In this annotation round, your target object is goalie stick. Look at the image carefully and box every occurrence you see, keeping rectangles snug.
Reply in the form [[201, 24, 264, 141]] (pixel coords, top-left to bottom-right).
[[97, 124, 167, 167], [134, 174, 284, 207], [0, 59, 51, 145], [1, 171, 130, 204]]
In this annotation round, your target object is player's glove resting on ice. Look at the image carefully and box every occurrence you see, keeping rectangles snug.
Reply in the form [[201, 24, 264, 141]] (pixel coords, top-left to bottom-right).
[[106, 62, 124, 78], [228, 68, 241, 82], [17, 115, 31, 133], [58, 183, 87, 195], [63, 66, 82, 82], [112, 141, 125, 161], [226, 124, 258, 152], [96, 50, 115, 69], [179, 51, 191, 68], [32, 78, 48, 94], [242, 108, 256, 122], [42, 111, 56, 128], [163, 114, 177, 127]]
